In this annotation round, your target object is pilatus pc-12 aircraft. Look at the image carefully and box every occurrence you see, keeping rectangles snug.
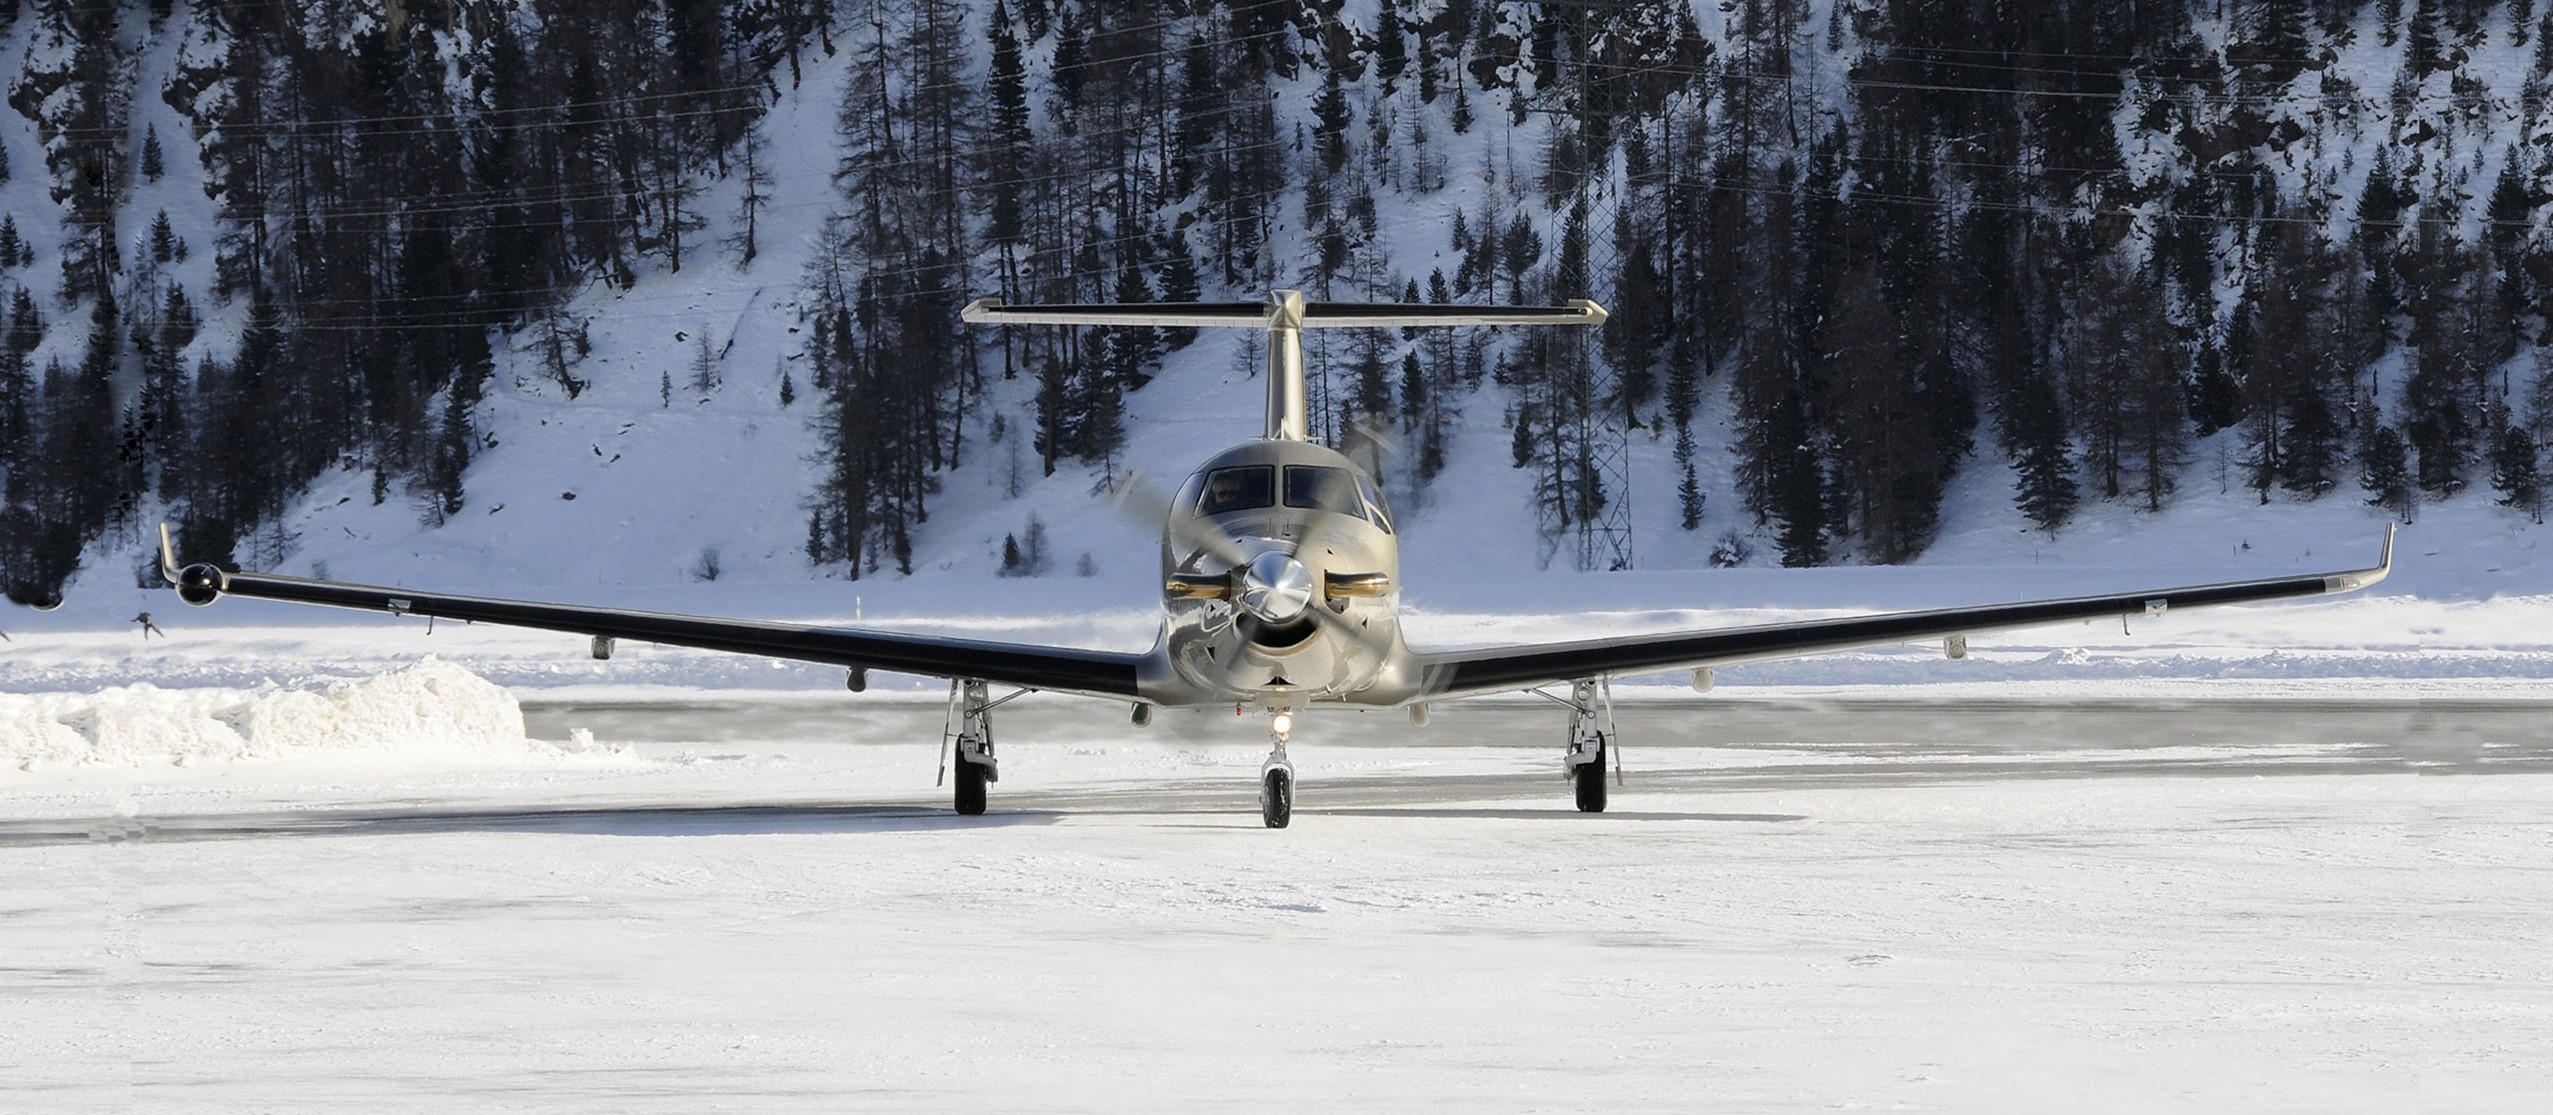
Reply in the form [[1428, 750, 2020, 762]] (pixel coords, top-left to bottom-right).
[[161, 290, 2396, 827]]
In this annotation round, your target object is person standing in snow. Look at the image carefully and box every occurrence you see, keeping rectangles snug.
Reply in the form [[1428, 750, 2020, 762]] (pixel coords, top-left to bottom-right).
[[134, 612, 165, 639]]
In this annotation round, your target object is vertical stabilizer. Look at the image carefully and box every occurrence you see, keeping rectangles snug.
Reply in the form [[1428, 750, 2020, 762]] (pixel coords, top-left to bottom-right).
[[1264, 290, 1308, 441]]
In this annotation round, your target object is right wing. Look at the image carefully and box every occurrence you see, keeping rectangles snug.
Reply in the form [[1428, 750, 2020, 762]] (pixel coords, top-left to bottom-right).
[[1410, 527, 2396, 700], [159, 529, 1145, 699]]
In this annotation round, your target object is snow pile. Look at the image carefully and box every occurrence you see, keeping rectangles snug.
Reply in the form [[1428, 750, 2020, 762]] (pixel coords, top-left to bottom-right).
[[1, 659, 584, 770]]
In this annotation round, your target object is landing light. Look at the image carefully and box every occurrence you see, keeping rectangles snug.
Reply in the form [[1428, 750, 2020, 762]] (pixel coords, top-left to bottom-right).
[[1270, 710, 1294, 737]]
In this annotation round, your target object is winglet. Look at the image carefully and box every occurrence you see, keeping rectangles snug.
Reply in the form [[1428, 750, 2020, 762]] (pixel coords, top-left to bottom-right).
[[2325, 523, 2396, 594], [157, 523, 181, 586]]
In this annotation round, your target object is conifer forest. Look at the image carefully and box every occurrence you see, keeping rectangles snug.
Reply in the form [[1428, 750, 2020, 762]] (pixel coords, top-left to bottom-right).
[[3, 0, 2552, 599]]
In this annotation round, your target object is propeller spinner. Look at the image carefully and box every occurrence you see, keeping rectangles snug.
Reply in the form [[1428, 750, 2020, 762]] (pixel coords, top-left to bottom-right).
[[1236, 550, 1317, 625]]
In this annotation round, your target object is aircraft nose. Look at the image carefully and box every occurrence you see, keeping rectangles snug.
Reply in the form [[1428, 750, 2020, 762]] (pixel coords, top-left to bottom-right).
[[1236, 549, 1317, 624]]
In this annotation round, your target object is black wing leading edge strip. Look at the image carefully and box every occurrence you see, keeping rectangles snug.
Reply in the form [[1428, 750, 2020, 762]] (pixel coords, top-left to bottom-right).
[[158, 530, 1144, 699], [1415, 526, 2396, 698]]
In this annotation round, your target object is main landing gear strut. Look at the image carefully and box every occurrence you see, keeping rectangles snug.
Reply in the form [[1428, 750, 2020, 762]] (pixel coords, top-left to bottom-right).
[[941, 678, 1026, 816], [1560, 678, 1616, 813]]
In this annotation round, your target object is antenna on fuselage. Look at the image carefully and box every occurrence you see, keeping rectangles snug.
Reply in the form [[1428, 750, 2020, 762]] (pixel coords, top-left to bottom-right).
[[960, 290, 1608, 443]]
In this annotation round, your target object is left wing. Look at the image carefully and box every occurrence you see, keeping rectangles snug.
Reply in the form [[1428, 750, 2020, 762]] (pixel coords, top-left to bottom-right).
[[158, 529, 1145, 699], [1410, 527, 2395, 700]]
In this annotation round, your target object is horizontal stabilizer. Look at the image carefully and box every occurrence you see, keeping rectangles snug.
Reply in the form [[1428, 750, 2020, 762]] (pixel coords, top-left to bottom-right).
[[961, 298, 1607, 329]]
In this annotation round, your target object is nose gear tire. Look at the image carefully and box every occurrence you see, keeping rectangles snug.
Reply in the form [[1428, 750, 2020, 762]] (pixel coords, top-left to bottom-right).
[[1261, 768, 1293, 828]]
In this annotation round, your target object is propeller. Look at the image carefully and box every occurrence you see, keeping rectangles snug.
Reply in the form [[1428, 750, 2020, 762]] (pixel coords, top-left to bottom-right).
[[1107, 469, 1397, 661]]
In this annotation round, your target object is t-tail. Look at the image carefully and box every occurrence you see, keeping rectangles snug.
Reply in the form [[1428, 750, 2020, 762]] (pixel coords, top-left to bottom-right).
[[961, 290, 1606, 442]]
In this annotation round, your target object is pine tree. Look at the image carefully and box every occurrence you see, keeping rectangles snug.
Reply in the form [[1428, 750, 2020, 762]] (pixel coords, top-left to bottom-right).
[[2007, 369, 2079, 534], [2407, 0, 2444, 75], [2361, 424, 2415, 520], [2277, 366, 2344, 498], [141, 123, 163, 182], [0, 214, 21, 268], [0, 336, 29, 477], [1676, 425, 1703, 531], [1021, 514, 1048, 576], [428, 383, 470, 522], [6, 286, 40, 354], [1500, 214, 1543, 302], [1105, 262, 1159, 389], [688, 330, 719, 394], [1766, 388, 1828, 567], [149, 210, 177, 264], [1156, 230, 1202, 350], [728, 119, 772, 265], [1375, 0, 1408, 89], [2492, 424, 2543, 522]]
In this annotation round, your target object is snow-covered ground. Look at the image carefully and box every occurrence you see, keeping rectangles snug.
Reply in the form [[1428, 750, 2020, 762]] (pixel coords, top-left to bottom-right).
[[3, 695, 2547, 1112]]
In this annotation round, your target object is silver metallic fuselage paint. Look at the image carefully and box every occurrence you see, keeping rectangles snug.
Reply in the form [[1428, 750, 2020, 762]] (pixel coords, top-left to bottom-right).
[[1142, 439, 1414, 710]]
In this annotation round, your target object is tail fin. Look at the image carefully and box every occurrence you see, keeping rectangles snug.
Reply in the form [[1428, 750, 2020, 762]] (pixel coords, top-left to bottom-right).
[[963, 290, 1606, 442]]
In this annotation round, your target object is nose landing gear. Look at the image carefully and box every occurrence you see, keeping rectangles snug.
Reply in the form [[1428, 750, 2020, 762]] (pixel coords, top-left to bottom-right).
[[1260, 708, 1297, 828]]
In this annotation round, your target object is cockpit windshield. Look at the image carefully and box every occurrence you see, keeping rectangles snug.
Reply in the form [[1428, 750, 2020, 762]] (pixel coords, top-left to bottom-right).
[[1282, 465, 1368, 521], [1195, 465, 1275, 515]]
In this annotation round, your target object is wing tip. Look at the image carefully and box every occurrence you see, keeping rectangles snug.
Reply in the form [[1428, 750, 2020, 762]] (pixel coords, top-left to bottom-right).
[[2326, 522, 2398, 594]]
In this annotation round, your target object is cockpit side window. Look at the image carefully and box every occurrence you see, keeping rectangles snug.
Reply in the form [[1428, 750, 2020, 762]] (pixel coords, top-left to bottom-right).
[[1282, 465, 1368, 520], [1173, 472, 1207, 519], [1196, 465, 1275, 515], [1355, 474, 1394, 534]]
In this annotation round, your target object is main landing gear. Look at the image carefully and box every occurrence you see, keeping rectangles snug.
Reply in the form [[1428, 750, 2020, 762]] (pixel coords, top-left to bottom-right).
[[1260, 708, 1298, 829], [942, 678, 1014, 816], [1562, 678, 1615, 813]]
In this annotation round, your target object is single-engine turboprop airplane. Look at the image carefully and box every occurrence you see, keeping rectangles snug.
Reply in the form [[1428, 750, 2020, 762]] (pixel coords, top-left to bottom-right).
[[160, 290, 2396, 827]]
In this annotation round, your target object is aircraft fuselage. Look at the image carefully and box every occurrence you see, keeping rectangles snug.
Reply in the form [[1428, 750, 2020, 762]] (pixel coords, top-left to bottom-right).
[[1143, 439, 1417, 711]]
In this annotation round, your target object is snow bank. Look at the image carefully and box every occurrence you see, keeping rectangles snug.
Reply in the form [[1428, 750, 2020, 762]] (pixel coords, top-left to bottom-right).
[[1, 659, 586, 770]]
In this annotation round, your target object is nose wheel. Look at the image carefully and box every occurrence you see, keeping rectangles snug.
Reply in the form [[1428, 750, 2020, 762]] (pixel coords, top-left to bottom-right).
[[1260, 708, 1297, 828], [1261, 767, 1293, 828]]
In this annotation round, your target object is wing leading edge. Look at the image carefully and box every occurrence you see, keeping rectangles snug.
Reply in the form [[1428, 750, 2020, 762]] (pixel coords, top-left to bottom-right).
[[1410, 527, 2395, 700], [158, 530, 1145, 699]]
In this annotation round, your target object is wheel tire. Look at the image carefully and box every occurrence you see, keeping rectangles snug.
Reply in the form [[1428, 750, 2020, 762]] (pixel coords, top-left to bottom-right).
[[954, 757, 989, 816], [1262, 769, 1293, 829], [1572, 750, 1609, 814]]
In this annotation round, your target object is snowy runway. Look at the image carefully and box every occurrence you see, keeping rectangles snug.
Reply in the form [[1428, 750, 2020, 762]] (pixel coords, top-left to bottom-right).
[[6, 696, 2549, 1112]]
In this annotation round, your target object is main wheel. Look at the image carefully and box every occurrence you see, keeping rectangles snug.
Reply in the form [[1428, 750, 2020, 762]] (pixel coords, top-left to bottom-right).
[[1261, 768, 1293, 829], [1572, 749, 1608, 813], [954, 757, 989, 816]]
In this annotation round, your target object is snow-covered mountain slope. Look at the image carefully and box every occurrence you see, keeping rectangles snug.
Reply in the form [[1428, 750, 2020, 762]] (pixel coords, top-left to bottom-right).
[[3, 1, 2548, 667]]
